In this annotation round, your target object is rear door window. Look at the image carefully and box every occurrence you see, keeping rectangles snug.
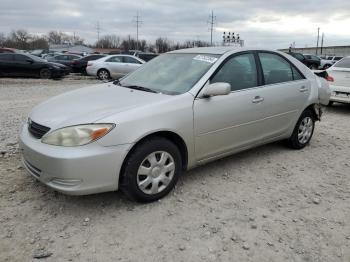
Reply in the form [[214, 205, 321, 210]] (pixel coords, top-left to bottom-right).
[[106, 56, 123, 63], [259, 52, 304, 84], [123, 56, 142, 64]]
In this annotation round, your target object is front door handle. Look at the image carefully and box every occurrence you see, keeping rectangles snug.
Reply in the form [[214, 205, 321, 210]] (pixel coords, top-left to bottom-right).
[[299, 86, 308, 92], [252, 96, 264, 103]]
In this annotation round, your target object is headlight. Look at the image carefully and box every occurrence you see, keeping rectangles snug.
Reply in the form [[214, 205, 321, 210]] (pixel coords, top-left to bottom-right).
[[41, 124, 115, 146]]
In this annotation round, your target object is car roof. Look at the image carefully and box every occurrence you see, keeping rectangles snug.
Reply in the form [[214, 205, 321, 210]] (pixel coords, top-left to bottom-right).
[[169, 46, 280, 55]]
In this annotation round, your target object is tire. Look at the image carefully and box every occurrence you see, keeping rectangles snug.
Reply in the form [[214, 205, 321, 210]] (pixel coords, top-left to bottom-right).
[[97, 69, 110, 81], [287, 110, 315, 149], [120, 137, 182, 202], [39, 68, 51, 79]]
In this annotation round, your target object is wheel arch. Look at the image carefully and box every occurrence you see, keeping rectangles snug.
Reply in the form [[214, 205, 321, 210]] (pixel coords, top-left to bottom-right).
[[304, 103, 321, 121], [97, 68, 110, 76], [119, 131, 189, 184]]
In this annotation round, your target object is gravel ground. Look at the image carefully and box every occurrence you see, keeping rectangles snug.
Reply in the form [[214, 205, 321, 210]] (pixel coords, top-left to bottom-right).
[[0, 77, 350, 262]]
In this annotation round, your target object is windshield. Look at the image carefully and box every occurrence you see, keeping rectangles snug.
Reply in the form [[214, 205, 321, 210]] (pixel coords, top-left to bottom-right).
[[334, 58, 350, 68], [119, 53, 220, 95]]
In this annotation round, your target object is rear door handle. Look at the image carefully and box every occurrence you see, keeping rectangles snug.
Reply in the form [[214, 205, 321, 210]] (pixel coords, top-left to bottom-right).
[[252, 96, 264, 103], [299, 86, 308, 92]]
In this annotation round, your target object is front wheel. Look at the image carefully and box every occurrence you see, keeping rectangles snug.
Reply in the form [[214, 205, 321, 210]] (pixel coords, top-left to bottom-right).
[[120, 137, 182, 202], [287, 110, 315, 149], [39, 68, 51, 79]]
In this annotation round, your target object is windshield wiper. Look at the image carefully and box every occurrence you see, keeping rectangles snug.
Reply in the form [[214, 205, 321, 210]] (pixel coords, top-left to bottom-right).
[[122, 85, 158, 93]]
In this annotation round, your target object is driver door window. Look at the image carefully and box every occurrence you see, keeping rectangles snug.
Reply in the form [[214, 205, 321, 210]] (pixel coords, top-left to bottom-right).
[[211, 53, 258, 91]]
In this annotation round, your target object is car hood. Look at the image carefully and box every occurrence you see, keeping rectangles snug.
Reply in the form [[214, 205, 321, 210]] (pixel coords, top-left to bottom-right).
[[29, 83, 173, 129]]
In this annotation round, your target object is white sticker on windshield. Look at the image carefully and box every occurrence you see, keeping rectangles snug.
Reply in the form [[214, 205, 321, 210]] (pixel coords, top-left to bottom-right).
[[193, 55, 218, 64]]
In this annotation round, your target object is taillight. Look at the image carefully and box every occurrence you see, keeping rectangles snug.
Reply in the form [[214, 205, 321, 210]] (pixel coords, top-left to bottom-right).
[[326, 75, 334, 82], [87, 62, 93, 67]]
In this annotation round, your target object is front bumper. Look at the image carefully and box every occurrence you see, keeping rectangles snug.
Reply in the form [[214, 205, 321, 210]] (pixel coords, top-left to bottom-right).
[[19, 124, 132, 195], [329, 85, 350, 104]]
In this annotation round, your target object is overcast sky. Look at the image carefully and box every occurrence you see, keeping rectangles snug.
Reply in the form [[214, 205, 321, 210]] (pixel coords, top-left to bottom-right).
[[0, 0, 349, 49]]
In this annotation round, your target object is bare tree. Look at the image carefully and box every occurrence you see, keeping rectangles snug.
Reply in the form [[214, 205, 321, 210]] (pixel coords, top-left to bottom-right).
[[155, 37, 170, 53], [95, 35, 121, 48]]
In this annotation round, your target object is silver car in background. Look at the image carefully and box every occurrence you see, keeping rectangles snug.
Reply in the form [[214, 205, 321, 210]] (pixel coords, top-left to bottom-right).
[[326, 56, 350, 105], [86, 54, 145, 80], [20, 47, 330, 202]]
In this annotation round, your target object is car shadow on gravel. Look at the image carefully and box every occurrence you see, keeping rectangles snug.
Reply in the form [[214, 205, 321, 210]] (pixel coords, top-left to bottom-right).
[[25, 141, 289, 211]]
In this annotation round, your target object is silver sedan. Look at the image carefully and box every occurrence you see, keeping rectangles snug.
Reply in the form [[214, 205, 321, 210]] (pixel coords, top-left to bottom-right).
[[86, 54, 145, 80], [20, 47, 330, 202]]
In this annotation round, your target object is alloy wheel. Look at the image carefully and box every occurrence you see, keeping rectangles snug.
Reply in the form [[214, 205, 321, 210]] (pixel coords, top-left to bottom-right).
[[136, 151, 175, 195], [98, 70, 109, 80], [298, 117, 313, 144]]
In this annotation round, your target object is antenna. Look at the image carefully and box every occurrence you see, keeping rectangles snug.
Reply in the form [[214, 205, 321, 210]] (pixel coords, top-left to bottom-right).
[[133, 11, 143, 51], [207, 10, 216, 46]]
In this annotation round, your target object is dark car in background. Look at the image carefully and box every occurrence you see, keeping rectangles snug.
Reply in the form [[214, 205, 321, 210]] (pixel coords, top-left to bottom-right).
[[286, 52, 321, 69], [47, 54, 82, 67], [136, 52, 158, 62], [0, 53, 69, 79], [70, 54, 106, 74]]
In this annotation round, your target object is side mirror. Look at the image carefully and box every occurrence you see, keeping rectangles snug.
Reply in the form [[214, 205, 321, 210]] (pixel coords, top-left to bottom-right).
[[201, 82, 231, 98]]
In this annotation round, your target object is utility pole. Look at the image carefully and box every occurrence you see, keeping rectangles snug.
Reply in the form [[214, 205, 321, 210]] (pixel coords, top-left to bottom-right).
[[208, 10, 216, 46], [316, 27, 320, 55], [320, 33, 324, 55], [133, 12, 142, 51], [95, 21, 101, 42]]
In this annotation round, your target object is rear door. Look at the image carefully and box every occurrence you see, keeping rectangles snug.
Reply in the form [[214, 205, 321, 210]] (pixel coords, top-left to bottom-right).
[[255, 51, 310, 139], [105, 56, 124, 77]]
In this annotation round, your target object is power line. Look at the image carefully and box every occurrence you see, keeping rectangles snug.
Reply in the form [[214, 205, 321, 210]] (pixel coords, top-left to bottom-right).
[[207, 10, 216, 46], [316, 27, 320, 55], [133, 12, 143, 50]]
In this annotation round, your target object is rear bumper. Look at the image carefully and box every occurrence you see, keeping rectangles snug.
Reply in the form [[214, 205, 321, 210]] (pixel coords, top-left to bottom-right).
[[329, 85, 350, 103], [19, 123, 132, 195]]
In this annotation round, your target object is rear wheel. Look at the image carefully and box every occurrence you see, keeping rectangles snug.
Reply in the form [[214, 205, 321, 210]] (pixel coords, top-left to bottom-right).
[[39, 68, 51, 79], [97, 69, 110, 80], [120, 137, 182, 202], [287, 110, 315, 149]]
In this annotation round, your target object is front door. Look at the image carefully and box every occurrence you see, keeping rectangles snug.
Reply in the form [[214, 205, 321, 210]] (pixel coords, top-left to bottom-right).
[[193, 52, 266, 161]]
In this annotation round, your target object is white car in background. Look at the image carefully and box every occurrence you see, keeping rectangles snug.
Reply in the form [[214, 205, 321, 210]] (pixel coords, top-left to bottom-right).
[[327, 56, 350, 105], [86, 55, 145, 80], [320, 56, 343, 69]]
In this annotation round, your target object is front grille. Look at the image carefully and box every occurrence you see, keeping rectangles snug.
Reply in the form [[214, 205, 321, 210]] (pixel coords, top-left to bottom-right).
[[28, 120, 50, 139]]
